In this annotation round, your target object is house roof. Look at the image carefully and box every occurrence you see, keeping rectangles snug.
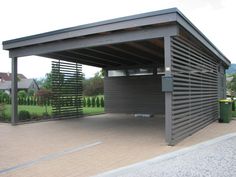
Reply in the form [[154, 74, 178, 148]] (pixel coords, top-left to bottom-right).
[[0, 79, 36, 90], [0, 72, 27, 81], [2, 8, 230, 66]]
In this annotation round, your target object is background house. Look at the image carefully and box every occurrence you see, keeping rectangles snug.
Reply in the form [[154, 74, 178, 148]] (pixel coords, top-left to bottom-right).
[[0, 72, 26, 82], [0, 72, 39, 94]]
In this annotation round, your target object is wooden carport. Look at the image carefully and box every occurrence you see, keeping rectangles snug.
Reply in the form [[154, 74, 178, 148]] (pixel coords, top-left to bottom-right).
[[2, 8, 230, 145]]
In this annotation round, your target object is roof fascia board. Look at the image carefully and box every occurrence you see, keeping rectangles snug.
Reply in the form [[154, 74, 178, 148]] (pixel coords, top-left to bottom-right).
[[3, 10, 177, 50], [9, 24, 178, 58]]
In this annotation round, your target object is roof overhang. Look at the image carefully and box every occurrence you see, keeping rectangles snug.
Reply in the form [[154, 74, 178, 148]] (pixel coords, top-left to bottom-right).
[[2, 8, 230, 67]]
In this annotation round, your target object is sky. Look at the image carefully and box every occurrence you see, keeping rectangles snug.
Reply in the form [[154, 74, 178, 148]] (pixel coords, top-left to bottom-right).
[[0, 0, 235, 79]]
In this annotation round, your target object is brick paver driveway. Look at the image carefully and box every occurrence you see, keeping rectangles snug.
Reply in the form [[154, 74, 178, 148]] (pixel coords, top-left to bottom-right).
[[0, 114, 236, 177]]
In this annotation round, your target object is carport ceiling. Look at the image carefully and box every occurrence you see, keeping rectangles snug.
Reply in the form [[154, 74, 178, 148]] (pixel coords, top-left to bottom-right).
[[40, 38, 164, 68]]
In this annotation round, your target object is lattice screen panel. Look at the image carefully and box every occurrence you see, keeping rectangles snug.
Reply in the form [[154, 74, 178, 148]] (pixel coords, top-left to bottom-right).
[[51, 60, 82, 118]]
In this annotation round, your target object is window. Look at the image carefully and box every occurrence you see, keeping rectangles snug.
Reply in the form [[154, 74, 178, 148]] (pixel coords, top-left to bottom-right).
[[108, 70, 126, 77], [128, 68, 153, 76]]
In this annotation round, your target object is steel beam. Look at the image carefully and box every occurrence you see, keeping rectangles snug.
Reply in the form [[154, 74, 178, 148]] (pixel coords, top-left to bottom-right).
[[11, 57, 18, 125]]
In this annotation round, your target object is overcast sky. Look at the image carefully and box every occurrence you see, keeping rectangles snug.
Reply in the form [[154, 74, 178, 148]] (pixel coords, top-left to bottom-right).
[[0, 0, 235, 79]]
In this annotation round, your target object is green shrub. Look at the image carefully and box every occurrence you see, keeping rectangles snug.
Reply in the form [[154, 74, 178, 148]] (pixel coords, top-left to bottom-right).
[[18, 90, 27, 98], [0, 103, 6, 119], [42, 112, 50, 117], [101, 97, 104, 107], [28, 89, 35, 97], [83, 97, 86, 107], [31, 113, 39, 120], [19, 110, 31, 121], [96, 97, 100, 107], [27, 97, 30, 105], [87, 97, 91, 107], [1, 92, 9, 104], [91, 97, 96, 107]]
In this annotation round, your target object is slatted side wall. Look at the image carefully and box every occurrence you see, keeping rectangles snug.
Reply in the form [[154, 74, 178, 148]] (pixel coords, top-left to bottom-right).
[[51, 60, 83, 118], [171, 36, 218, 143]]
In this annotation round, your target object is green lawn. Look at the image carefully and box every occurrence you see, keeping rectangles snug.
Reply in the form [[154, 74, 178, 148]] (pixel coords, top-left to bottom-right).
[[3, 105, 104, 120]]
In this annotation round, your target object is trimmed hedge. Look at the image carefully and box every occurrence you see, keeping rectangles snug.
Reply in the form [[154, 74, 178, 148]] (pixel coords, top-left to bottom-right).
[[0, 94, 104, 108]]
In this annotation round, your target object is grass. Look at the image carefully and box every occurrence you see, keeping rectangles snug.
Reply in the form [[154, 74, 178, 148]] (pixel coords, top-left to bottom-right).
[[3, 105, 104, 121]]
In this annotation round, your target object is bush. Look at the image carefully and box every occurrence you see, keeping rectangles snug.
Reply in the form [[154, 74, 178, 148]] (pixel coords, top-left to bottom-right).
[[96, 97, 100, 107], [1, 92, 10, 104], [18, 90, 27, 98], [19, 110, 31, 121], [27, 97, 30, 105], [91, 97, 96, 107], [28, 89, 35, 97], [83, 97, 86, 107], [42, 112, 50, 117], [0, 103, 6, 119], [101, 97, 104, 107], [87, 97, 91, 107]]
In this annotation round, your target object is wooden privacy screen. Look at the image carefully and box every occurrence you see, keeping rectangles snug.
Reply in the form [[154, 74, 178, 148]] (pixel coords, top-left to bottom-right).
[[171, 36, 218, 143], [51, 60, 83, 118]]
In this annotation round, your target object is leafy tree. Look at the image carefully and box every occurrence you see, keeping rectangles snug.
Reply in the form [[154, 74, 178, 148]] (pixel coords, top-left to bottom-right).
[[83, 70, 104, 96], [43, 73, 52, 89], [36, 72, 54, 90], [227, 74, 236, 97]]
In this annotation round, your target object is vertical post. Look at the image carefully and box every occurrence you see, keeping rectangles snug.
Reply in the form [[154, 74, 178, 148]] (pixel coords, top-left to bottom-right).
[[164, 36, 173, 145], [11, 57, 18, 125]]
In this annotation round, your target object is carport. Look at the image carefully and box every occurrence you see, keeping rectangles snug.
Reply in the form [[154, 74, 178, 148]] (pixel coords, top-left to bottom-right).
[[2, 8, 230, 145]]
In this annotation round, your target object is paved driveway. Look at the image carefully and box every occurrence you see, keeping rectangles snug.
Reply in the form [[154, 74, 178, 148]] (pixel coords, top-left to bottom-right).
[[0, 114, 236, 177]]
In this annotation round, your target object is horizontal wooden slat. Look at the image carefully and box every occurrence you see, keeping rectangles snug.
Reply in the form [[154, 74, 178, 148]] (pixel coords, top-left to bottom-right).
[[170, 36, 219, 144], [51, 60, 83, 118]]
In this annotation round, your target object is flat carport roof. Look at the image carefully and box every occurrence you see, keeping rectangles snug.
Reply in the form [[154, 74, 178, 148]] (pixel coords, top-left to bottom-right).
[[2, 8, 230, 67]]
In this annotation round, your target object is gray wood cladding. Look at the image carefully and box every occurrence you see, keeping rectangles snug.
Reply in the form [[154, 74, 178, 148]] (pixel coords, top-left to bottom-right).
[[104, 75, 164, 114], [171, 36, 218, 144]]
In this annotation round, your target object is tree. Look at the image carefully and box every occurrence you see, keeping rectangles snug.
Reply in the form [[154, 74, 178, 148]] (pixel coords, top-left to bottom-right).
[[36, 72, 53, 90], [83, 70, 104, 96], [42, 73, 52, 89], [227, 74, 236, 97]]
